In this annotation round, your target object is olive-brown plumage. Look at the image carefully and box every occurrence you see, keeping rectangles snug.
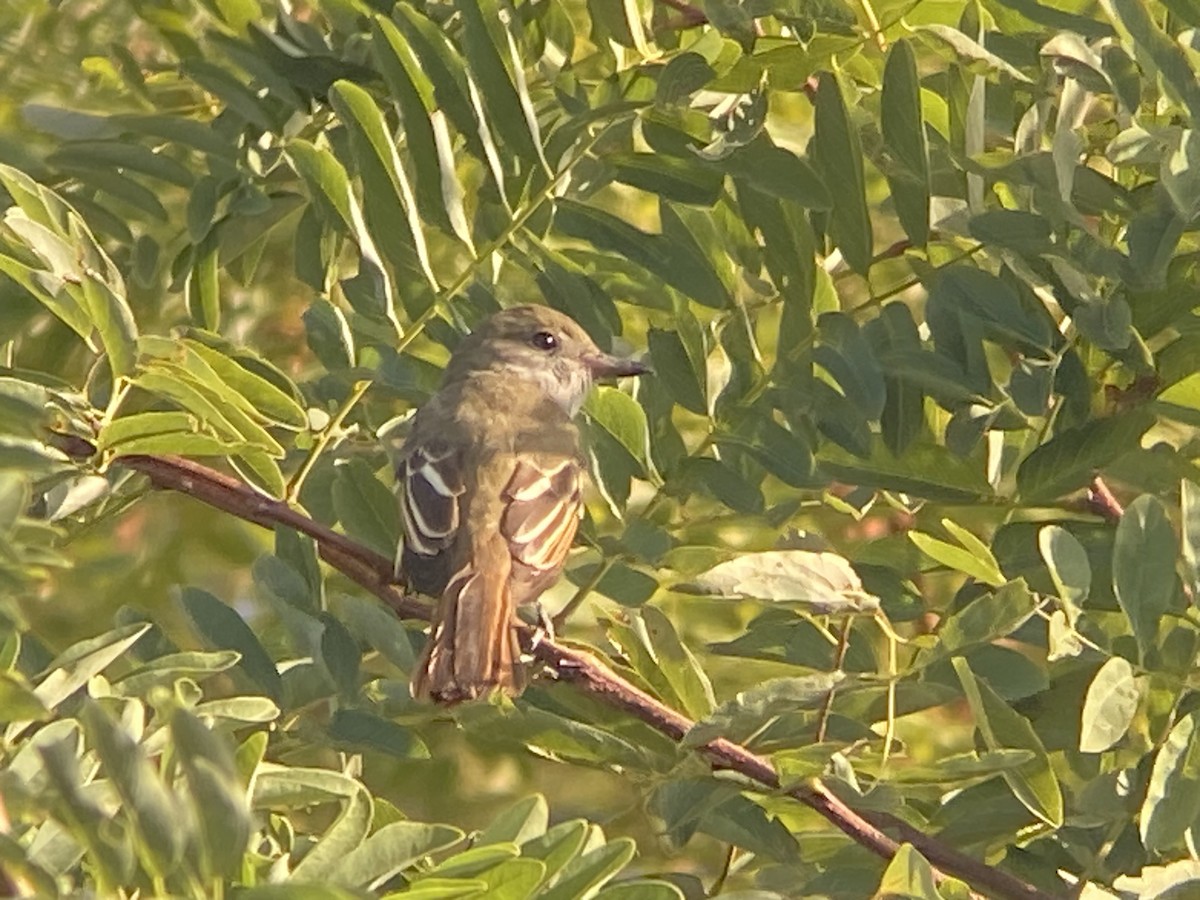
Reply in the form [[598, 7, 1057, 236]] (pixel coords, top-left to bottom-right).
[[399, 306, 647, 703]]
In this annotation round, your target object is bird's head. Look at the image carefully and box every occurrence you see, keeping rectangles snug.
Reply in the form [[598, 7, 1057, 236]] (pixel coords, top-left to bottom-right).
[[445, 306, 649, 414]]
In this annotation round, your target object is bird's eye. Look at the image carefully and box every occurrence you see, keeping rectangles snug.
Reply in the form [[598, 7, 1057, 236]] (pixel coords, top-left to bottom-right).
[[531, 331, 558, 351]]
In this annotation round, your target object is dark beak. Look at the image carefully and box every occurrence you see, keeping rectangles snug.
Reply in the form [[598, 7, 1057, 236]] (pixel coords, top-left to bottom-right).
[[585, 353, 651, 379]]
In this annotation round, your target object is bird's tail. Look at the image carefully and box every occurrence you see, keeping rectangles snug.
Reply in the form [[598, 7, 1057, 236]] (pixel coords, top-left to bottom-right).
[[410, 536, 525, 704]]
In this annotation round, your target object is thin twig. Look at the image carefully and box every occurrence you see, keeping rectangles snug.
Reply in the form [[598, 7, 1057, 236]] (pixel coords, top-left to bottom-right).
[[815, 621, 851, 742], [286, 378, 373, 503], [80, 446, 1060, 900], [1087, 475, 1124, 523]]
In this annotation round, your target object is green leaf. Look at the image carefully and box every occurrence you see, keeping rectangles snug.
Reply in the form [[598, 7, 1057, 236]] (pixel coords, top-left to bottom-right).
[[186, 237, 221, 330], [640, 606, 714, 719], [876, 844, 948, 900], [114, 650, 240, 696], [929, 581, 1037, 660], [600, 609, 710, 724], [170, 707, 251, 878], [182, 586, 283, 703], [456, 0, 541, 165], [132, 362, 282, 457], [909, 529, 1004, 586], [656, 52, 715, 106], [554, 200, 729, 308], [1109, 0, 1200, 121], [682, 457, 764, 514], [1113, 495, 1178, 660], [304, 297, 356, 371], [928, 266, 1052, 355], [99, 411, 197, 451], [683, 674, 844, 748], [291, 786, 373, 881], [79, 274, 138, 379], [473, 859, 549, 900], [252, 763, 361, 806], [194, 696, 281, 723], [390, 878, 487, 899], [107, 431, 239, 457], [0, 256, 85, 343], [181, 58, 277, 131], [1074, 296, 1133, 351], [953, 658, 1064, 826], [329, 821, 463, 889], [230, 447, 287, 498], [333, 594, 415, 674], [584, 387, 653, 476], [881, 749, 1036, 784], [424, 844, 519, 879], [328, 80, 437, 313], [719, 417, 823, 489], [370, 16, 457, 238], [521, 820, 588, 883], [186, 339, 306, 429], [1184, 479, 1200, 595], [697, 794, 799, 863], [812, 73, 872, 273], [820, 437, 990, 502], [1079, 656, 1140, 753], [1016, 410, 1155, 501], [320, 614, 361, 699], [81, 701, 186, 876], [1038, 525, 1091, 612], [815, 312, 885, 419], [538, 838, 637, 900], [881, 40, 930, 245], [611, 154, 722, 206], [254, 553, 318, 615], [969, 209, 1053, 256], [331, 458, 400, 558], [478, 795, 549, 846], [27, 623, 150, 716], [1141, 710, 1200, 852], [725, 137, 831, 210], [390, 5, 477, 146], [917, 24, 1034, 82], [0, 672, 49, 724], [647, 327, 706, 415]]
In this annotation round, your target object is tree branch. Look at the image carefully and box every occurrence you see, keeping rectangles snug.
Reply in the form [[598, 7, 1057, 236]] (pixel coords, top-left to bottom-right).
[[101, 449, 1058, 900], [1087, 475, 1124, 523]]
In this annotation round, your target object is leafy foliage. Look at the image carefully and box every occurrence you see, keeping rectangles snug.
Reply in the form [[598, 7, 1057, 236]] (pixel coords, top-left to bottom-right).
[[4, 0, 1200, 896]]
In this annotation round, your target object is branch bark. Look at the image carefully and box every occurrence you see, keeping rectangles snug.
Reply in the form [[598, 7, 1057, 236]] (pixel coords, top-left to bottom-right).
[[105, 450, 1059, 900], [1087, 475, 1124, 523]]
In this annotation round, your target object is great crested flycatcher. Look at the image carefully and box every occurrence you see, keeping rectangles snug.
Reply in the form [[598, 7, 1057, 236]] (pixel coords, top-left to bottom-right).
[[399, 305, 648, 703]]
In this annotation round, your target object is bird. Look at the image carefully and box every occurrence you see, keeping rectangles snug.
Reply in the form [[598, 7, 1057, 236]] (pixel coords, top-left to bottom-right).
[[398, 305, 649, 703]]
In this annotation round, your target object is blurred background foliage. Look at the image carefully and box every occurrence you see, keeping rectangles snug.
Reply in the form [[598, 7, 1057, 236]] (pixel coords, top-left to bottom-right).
[[5, 0, 1200, 896]]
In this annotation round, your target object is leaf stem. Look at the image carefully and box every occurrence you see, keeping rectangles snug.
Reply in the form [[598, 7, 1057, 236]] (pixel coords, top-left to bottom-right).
[[285, 378, 372, 504], [710, 844, 736, 895], [858, 0, 888, 50], [553, 556, 616, 629], [99, 377, 131, 431]]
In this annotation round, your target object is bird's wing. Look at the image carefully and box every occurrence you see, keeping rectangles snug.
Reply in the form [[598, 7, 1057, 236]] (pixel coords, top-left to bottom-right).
[[405, 446, 580, 701], [500, 455, 583, 601], [399, 437, 466, 560]]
